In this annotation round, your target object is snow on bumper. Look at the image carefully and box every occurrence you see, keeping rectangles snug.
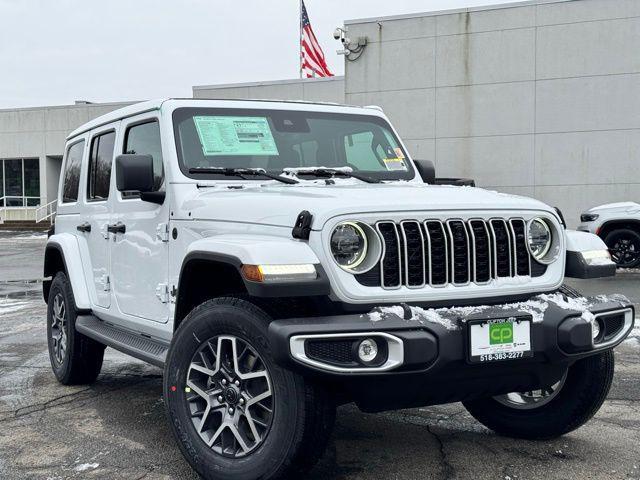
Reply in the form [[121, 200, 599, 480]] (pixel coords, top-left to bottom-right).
[[268, 293, 634, 376]]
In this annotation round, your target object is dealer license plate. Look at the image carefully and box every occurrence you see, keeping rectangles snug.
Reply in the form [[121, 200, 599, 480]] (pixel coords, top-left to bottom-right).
[[468, 316, 533, 363]]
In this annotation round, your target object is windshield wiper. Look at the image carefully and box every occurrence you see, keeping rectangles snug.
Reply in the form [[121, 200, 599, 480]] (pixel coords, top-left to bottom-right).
[[285, 167, 380, 184], [188, 167, 298, 185]]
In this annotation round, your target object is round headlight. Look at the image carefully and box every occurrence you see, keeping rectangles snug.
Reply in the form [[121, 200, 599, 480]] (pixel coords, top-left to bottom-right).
[[331, 222, 367, 270], [528, 218, 552, 261]]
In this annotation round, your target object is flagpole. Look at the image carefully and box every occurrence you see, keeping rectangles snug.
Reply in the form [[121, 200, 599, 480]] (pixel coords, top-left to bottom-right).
[[299, 0, 303, 79]]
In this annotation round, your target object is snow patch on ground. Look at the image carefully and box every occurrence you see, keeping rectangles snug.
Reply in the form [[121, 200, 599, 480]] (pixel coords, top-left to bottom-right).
[[0, 299, 30, 315], [367, 293, 631, 329], [74, 463, 99, 472], [625, 325, 640, 344]]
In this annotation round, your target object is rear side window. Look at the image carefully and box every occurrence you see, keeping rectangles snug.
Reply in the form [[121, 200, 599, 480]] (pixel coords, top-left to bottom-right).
[[124, 121, 164, 191], [62, 140, 85, 203], [87, 131, 116, 201]]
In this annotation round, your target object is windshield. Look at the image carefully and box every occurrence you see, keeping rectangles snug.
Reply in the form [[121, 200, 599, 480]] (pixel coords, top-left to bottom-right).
[[172, 107, 415, 181]]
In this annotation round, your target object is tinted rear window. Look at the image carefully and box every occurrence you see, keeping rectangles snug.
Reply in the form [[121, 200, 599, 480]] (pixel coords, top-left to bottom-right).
[[62, 140, 85, 203]]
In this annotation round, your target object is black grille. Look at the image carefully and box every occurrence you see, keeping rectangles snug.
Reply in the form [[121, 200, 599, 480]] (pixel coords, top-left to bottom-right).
[[448, 220, 470, 284], [357, 217, 547, 289], [305, 340, 354, 366], [426, 221, 448, 286], [400, 221, 426, 287], [469, 220, 492, 283], [491, 219, 512, 278], [510, 219, 531, 276], [376, 222, 402, 288], [602, 313, 626, 341]]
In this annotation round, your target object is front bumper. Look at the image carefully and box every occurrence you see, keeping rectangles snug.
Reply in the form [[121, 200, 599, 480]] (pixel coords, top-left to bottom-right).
[[268, 294, 634, 411]]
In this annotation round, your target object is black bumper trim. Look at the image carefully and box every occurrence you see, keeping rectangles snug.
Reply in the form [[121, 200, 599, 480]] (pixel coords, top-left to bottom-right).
[[268, 295, 634, 411]]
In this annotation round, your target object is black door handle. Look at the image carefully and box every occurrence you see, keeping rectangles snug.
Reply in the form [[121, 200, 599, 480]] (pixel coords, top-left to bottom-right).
[[107, 222, 126, 234], [76, 222, 91, 233]]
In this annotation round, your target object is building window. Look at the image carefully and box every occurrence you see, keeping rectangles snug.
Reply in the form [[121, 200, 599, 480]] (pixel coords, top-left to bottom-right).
[[0, 158, 40, 207], [62, 140, 84, 203], [24, 159, 40, 206], [87, 131, 115, 201]]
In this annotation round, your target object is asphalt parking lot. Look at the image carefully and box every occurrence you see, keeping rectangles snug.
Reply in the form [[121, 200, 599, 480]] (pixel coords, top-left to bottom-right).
[[0, 231, 638, 479]]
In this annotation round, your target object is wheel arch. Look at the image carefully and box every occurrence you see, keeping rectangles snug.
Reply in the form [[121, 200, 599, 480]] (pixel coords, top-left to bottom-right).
[[174, 252, 249, 331], [44, 235, 91, 309], [598, 219, 640, 239]]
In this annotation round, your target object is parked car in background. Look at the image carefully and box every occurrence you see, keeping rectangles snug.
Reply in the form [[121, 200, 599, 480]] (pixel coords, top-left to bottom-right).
[[578, 202, 640, 268]]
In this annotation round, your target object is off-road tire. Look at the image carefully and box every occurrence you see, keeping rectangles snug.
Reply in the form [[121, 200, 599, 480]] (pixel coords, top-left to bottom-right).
[[463, 350, 614, 440], [163, 297, 336, 480], [47, 272, 105, 385]]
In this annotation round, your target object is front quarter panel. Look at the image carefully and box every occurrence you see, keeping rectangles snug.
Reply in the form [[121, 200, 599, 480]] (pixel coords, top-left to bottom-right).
[[183, 234, 321, 266]]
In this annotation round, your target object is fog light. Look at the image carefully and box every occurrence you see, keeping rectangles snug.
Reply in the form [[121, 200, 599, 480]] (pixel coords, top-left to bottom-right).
[[357, 339, 378, 363], [592, 320, 601, 340]]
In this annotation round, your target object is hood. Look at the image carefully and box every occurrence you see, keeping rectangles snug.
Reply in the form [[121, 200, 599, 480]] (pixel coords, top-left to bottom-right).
[[587, 201, 640, 214], [179, 181, 555, 229]]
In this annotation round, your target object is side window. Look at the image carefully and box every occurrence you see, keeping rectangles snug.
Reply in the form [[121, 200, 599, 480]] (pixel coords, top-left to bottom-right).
[[87, 131, 116, 201], [124, 121, 164, 191], [62, 140, 85, 203], [344, 131, 384, 171]]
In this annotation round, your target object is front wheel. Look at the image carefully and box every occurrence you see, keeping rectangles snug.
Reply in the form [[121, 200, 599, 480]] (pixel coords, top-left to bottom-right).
[[163, 297, 335, 480], [463, 351, 614, 440]]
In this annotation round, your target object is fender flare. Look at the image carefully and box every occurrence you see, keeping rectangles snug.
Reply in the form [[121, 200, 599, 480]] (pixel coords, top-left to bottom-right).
[[44, 234, 91, 309], [178, 235, 329, 299]]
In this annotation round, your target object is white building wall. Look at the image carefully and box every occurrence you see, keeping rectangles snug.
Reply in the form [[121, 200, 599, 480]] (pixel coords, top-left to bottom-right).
[[343, 0, 640, 227], [193, 77, 345, 104], [0, 101, 132, 213]]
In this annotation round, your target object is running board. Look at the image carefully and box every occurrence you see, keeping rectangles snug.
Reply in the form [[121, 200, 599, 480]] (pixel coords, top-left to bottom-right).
[[75, 315, 169, 368]]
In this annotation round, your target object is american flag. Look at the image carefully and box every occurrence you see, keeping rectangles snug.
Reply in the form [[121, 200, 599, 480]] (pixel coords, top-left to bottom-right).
[[300, 1, 333, 78]]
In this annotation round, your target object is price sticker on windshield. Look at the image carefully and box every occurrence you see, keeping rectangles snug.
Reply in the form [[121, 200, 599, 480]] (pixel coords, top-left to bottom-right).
[[193, 116, 279, 156]]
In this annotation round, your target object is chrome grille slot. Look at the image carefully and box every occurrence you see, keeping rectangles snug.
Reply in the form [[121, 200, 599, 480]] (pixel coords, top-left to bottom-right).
[[424, 221, 448, 286], [400, 221, 426, 288], [490, 219, 512, 278], [446, 220, 470, 285], [510, 219, 531, 276], [469, 219, 492, 283], [364, 217, 538, 289], [376, 222, 402, 289]]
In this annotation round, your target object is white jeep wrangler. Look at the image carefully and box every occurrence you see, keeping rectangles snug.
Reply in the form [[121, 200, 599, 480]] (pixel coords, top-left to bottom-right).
[[44, 99, 635, 480]]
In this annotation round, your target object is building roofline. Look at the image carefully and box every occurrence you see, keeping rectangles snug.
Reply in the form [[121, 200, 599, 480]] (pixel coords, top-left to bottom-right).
[[0, 99, 138, 114], [192, 75, 344, 91], [344, 0, 576, 25]]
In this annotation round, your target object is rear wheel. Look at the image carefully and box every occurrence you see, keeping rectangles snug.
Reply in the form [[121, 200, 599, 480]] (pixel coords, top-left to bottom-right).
[[463, 351, 614, 440], [47, 272, 105, 385], [604, 228, 640, 268], [164, 297, 335, 480]]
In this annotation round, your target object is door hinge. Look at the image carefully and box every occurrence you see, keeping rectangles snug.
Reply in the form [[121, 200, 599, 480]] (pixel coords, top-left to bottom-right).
[[155, 283, 170, 303], [102, 274, 110, 292], [156, 223, 170, 242]]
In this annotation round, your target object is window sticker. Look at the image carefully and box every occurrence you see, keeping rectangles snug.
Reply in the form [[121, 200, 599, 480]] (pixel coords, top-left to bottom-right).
[[193, 116, 279, 156], [383, 158, 408, 171], [393, 147, 405, 159]]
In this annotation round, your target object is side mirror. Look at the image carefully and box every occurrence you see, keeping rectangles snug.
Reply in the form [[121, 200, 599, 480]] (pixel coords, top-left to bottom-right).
[[115, 154, 165, 205], [116, 154, 154, 192], [413, 159, 435, 184]]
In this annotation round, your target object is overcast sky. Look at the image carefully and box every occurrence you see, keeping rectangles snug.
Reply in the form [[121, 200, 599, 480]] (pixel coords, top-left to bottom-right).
[[0, 0, 514, 109]]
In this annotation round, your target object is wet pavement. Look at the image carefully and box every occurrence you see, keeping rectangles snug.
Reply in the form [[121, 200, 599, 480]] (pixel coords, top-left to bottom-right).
[[0, 231, 638, 479]]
